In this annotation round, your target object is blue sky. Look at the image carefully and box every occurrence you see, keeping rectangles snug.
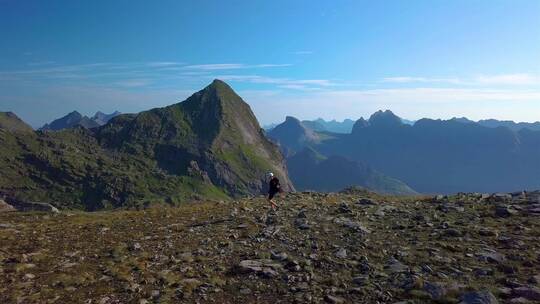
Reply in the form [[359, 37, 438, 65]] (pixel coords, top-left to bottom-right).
[[1, 0, 539, 128]]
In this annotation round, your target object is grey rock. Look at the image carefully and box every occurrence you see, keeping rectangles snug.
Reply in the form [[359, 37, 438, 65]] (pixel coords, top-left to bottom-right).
[[357, 198, 377, 205], [385, 257, 409, 273], [459, 290, 498, 304], [324, 294, 345, 304], [495, 205, 518, 217], [270, 251, 288, 261], [334, 248, 347, 259], [1, 195, 59, 213], [337, 202, 352, 213], [0, 223, 15, 229], [352, 276, 368, 286], [333, 217, 371, 234], [424, 281, 446, 300], [285, 260, 301, 272], [236, 259, 282, 278], [512, 287, 540, 301], [294, 218, 310, 230], [477, 251, 505, 264], [0, 199, 16, 212], [445, 228, 463, 237], [478, 228, 497, 237], [529, 274, 540, 285], [265, 213, 278, 225], [128, 242, 142, 251]]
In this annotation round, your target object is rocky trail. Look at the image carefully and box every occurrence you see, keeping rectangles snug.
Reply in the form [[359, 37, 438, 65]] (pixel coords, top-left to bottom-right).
[[1, 190, 539, 303]]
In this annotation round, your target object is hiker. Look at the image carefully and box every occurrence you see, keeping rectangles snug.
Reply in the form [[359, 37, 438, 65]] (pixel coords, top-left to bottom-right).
[[267, 172, 281, 210]]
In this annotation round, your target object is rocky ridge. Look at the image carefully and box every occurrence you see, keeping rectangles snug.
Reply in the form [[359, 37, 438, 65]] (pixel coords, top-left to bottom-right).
[[1, 190, 539, 303]]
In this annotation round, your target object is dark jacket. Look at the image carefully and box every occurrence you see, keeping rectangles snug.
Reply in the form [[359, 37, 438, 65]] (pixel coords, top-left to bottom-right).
[[269, 177, 281, 194]]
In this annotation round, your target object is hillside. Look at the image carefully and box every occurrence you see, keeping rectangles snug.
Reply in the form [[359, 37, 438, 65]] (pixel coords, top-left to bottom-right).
[[1, 191, 539, 303], [0, 80, 293, 210], [266, 116, 320, 155], [315, 110, 540, 194], [288, 147, 417, 195], [302, 118, 355, 133], [268, 117, 416, 195], [0, 112, 33, 133]]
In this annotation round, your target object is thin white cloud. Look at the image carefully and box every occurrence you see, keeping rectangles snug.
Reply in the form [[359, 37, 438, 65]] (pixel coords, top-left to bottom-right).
[[244, 87, 540, 125], [383, 74, 540, 86], [216, 74, 335, 88], [183, 63, 291, 70], [145, 62, 184, 67], [474, 74, 540, 86], [114, 79, 153, 87], [27, 61, 56, 66], [383, 76, 463, 84]]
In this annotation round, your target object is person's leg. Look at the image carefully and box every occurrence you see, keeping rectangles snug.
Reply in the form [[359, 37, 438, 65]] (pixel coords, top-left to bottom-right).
[[268, 192, 277, 209]]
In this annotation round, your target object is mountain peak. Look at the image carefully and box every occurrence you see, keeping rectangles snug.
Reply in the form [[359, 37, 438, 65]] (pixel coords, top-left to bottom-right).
[[351, 117, 369, 133], [285, 116, 302, 124], [206, 79, 235, 94], [267, 116, 319, 154], [97, 79, 294, 196], [0, 111, 33, 133], [368, 110, 403, 128], [67, 111, 82, 117], [41, 111, 99, 131]]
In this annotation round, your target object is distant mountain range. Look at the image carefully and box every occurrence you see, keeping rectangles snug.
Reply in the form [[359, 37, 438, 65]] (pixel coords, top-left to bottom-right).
[[269, 110, 540, 194], [267, 117, 540, 133], [40, 110, 121, 131], [302, 118, 355, 133], [3, 81, 540, 203], [267, 116, 417, 195], [477, 119, 540, 132], [266, 118, 355, 134], [0, 80, 292, 210]]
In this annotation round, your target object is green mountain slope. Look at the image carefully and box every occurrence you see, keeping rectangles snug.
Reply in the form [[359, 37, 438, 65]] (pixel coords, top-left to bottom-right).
[[0, 80, 293, 210], [0, 112, 33, 133]]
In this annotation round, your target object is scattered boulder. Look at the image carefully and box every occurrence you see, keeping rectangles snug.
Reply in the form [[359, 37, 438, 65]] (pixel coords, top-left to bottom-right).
[[459, 290, 499, 304], [236, 259, 282, 278], [337, 202, 352, 213], [0, 199, 16, 212], [424, 281, 447, 300], [477, 251, 505, 264], [294, 218, 310, 230], [385, 257, 409, 273], [444, 228, 463, 237], [512, 287, 540, 301], [334, 248, 347, 259], [529, 275, 540, 285], [324, 295, 345, 304], [270, 251, 288, 261], [0, 195, 59, 213], [333, 217, 371, 234], [357, 198, 377, 205], [495, 205, 518, 217]]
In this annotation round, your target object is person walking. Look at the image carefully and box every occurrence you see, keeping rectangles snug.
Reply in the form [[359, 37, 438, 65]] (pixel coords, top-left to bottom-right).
[[267, 172, 281, 210]]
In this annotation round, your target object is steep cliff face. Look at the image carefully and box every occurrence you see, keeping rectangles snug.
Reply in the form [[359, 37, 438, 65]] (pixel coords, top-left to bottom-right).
[[98, 79, 294, 196]]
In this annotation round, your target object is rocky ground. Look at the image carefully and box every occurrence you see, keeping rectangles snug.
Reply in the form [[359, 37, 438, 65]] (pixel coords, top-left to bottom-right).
[[1, 189, 539, 304]]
